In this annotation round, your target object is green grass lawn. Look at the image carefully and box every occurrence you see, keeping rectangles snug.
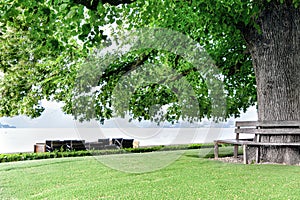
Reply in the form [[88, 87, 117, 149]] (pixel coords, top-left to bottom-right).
[[0, 148, 299, 199]]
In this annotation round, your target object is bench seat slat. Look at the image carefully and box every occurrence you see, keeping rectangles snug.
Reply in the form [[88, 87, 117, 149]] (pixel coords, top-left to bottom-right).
[[236, 121, 300, 127], [236, 121, 258, 127], [235, 128, 257, 134], [213, 140, 300, 145], [235, 128, 300, 134], [247, 142, 300, 146], [214, 139, 253, 145], [256, 128, 300, 134], [257, 121, 300, 127]]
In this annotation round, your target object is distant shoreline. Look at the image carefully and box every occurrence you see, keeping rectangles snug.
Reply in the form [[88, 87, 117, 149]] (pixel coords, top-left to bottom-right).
[[0, 128, 237, 154]]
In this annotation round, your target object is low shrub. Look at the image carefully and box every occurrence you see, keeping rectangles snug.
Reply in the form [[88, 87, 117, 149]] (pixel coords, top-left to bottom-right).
[[0, 143, 221, 163], [125, 146, 164, 153], [188, 143, 214, 149]]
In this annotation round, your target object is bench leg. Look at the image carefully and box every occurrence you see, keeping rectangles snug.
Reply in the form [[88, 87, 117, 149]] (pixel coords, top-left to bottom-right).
[[255, 134, 261, 164], [243, 144, 248, 164], [256, 146, 260, 163], [234, 144, 239, 158], [214, 142, 219, 159]]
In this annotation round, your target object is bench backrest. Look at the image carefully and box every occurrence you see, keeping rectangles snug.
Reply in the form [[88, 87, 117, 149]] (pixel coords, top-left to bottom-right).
[[112, 138, 123, 147], [122, 139, 134, 148], [235, 121, 300, 135], [98, 138, 110, 145]]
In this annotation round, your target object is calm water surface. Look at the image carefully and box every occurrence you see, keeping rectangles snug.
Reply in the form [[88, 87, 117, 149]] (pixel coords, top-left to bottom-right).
[[0, 128, 238, 153]]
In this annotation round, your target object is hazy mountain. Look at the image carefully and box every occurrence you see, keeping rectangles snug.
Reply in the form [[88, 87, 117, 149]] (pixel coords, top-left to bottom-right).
[[101, 118, 235, 128], [0, 122, 16, 128]]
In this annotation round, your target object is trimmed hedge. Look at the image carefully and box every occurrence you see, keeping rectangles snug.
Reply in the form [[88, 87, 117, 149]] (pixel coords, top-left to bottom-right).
[[0, 149, 127, 163], [0, 143, 219, 163]]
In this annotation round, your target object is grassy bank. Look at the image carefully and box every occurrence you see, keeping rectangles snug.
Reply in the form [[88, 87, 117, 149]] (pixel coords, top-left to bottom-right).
[[0, 148, 299, 199]]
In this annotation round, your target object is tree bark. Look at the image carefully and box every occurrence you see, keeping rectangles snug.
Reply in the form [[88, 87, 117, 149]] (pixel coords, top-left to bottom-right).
[[241, 1, 300, 164]]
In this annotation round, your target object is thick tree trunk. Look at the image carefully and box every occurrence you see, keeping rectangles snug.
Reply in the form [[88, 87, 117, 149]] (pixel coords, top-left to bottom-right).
[[241, 1, 300, 164]]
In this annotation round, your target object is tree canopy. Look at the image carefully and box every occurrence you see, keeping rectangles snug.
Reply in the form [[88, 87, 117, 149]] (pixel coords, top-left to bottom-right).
[[0, 0, 299, 124]]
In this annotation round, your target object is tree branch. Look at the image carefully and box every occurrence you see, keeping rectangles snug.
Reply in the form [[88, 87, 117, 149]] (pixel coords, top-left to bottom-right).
[[100, 51, 153, 83], [72, 0, 135, 10], [102, 0, 135, 6]]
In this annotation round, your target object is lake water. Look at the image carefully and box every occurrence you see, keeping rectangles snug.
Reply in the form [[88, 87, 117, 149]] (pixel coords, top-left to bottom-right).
[[0, 128, 242, 153]]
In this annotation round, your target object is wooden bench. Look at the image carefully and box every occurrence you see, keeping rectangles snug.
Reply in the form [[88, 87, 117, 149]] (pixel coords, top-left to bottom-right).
[[122, 139, 134, 148], [98, 139, 110, 146], [214, 121, 256, 163], [112, 138, 123, 148], [45, 140, 86, 152], [214, 121, 300, 164]]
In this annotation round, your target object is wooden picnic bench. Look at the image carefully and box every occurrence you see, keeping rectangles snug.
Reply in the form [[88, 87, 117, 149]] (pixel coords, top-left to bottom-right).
[[214, 121, 300, 164], [45, 140, 86, 152]]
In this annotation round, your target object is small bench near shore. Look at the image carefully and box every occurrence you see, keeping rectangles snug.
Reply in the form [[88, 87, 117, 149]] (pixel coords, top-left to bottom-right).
[[214, 121, 300, 164]]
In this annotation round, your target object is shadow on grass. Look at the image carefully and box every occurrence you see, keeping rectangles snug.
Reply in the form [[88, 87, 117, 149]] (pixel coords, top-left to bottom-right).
[[184, 154, 202, 159], [0, 158, 82, 172]]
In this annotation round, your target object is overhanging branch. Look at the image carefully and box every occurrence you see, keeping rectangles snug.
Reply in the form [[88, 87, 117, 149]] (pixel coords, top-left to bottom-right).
[[72, 0, 136, 10], [100, 51, 153, 83], [102, 0, 135, 6]]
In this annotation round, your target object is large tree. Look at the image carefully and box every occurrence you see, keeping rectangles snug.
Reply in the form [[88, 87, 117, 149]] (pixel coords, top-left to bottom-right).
[[1, 0, 300, 164]]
